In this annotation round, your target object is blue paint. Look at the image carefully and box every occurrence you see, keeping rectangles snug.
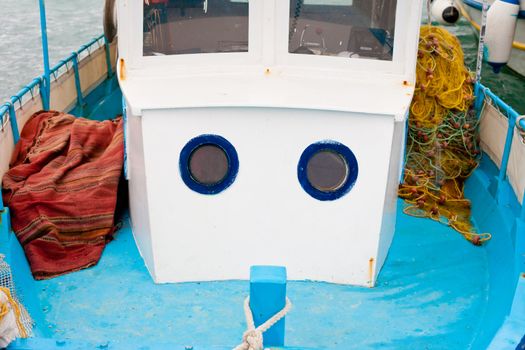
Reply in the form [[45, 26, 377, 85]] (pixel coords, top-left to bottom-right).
[[250, 266, 287, 347], [521, 191, 525, 222], [463, 0, 484, 11], [297, 141, 358, 201], [0, 208, 11, 241], [466, 155, 523, 349], [0, 184, 4, 210], [1, 144, 517, 349], [1, 207, 48, 339], [489, 62, 506, 74], [179, 134, 239, 195], [0, 36, 524, 350], [7, 103, 19, 144], [0, 197, 492, 349], [104, 37, 113, 79], [500, 0, 519, 5], [517, 335, 525, 350], [80, 75, 122, 120], [487, 274, 525, 349], [513, 219, 525, 280], [71, 53, 85, 115], [463, 0, 525, 18], [476, 83, 520, 204], [38, 0, 51, 110], [0, 35, 110, 150]]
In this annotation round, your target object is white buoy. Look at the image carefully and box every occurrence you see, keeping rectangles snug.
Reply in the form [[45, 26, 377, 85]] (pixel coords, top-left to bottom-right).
[[485, 0, 520, 73], [430, 0, 461, 25]]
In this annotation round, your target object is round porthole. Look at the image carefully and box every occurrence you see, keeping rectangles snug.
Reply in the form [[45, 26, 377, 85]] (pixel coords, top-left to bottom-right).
[[179, 135, 239, 195], [298, 141, 358, 201]]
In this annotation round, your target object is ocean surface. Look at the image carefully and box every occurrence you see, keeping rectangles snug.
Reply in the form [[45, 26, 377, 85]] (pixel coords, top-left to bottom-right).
[[0, 1, 523, 113], [0, 0, 104, 103]]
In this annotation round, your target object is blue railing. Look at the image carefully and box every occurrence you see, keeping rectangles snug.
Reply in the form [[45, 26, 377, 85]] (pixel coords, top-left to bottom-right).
[[0, 35, 112, 145], [475, 82, 525, 221]]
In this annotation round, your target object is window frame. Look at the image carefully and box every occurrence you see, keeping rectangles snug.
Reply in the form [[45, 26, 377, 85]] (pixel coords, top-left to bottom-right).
[[179, 134, 240, 195], [297, 140, 359, 201]]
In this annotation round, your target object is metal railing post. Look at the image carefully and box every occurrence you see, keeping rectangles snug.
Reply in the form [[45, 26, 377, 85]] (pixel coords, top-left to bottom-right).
[[71, 53, 85, 114], [104, 36, 113, 78], [498, 114, 517, 185], [39, 0, 51, 110], [8, 103, 20, 144], [477, 84, 520, 202]]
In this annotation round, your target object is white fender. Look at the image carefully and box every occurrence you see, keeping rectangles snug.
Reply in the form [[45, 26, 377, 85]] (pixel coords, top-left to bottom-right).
[[430, 0, 461, 25], [485, 0, 520, 73]]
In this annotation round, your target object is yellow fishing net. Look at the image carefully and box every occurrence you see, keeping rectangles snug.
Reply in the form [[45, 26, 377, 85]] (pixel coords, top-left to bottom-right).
[[399, 25, 491, 246]]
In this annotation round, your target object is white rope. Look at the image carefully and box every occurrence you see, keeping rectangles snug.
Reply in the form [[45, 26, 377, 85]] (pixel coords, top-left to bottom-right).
[[0, 289, 20, 348], [233, 297, 292, 350]]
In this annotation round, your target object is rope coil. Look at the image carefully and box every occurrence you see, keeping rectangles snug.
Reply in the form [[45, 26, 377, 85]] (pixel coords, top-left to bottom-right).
[[233, 297, 292, 350]]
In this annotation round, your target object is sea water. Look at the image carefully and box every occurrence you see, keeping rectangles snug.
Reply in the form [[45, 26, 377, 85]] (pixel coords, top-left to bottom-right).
[[0, 0, 103, 103], [0, 1, 523, 113]]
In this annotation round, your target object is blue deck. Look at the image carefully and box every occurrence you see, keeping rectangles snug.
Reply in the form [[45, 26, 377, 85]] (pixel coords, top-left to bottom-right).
[[13, 199, 487, 350], [2, 79, 523, 348]]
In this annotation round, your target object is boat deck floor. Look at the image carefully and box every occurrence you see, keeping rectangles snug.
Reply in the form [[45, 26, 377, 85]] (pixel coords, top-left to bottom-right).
[[31, 200, 488, 349]]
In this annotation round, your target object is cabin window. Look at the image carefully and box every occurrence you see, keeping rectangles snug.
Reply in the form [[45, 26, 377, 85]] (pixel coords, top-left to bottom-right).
[[179, 135, 239, 195], [143, 0, 249, 56], [289, 0, 397, 60], [298, 141, 358, 201]]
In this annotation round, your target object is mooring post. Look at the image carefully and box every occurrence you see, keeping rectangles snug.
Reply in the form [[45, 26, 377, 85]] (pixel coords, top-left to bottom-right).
[[38, 0, 51, 110], [0, 207, 11, 244], [249, 265, 287, 348]]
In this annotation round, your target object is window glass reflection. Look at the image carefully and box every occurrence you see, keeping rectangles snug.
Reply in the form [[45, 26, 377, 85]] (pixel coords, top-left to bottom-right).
[[143, 0, 249, 56], [289, 0, 397, 60]]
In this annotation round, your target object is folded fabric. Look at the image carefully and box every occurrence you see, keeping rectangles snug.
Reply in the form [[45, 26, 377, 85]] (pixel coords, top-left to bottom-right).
[[2, 111, 124, 279]]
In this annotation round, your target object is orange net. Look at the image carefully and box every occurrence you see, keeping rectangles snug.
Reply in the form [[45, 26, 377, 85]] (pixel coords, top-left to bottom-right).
[[398, 25, 491, 246]]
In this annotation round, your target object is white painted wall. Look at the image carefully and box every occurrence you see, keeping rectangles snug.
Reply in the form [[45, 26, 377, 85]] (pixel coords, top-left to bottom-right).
[[134, 107, 396, 286], [127, 106, 157, 280], [118, 0, 423, 285]]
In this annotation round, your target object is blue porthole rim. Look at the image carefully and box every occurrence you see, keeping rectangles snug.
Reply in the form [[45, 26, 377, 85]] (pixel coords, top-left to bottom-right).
[[179, 134, 239, 195], [297, 140, 359, 201]]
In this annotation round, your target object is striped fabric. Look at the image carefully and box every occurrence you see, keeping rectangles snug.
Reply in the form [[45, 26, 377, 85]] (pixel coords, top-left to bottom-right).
[[2, 111, 124, 280]]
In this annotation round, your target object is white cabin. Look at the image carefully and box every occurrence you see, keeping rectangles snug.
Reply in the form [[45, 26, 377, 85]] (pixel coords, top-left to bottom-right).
[[116, 0, 423, 286]]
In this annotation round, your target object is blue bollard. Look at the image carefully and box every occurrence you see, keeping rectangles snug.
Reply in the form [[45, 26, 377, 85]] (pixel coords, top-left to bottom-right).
[[0, 207, 11, 244], [249, 265, 287, 348]]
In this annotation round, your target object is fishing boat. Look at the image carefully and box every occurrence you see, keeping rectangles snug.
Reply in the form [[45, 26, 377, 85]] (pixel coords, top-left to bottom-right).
[[459, 0, 525, 76], [0, 0, 524, 349]]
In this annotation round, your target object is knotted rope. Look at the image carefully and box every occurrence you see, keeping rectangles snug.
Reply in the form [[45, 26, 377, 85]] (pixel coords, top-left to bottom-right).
[[233, 297, 292, 350]]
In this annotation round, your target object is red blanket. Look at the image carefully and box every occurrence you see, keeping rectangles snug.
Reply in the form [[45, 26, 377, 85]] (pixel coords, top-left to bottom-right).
[[2, 111, 124, 279]]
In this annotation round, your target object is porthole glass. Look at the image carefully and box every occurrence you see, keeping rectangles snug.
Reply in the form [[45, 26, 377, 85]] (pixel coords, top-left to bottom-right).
[[298, 141, 358, 201], [180, 135, 239, 195], [306, 150, 348, 192], [189, 144, 229, 186]]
